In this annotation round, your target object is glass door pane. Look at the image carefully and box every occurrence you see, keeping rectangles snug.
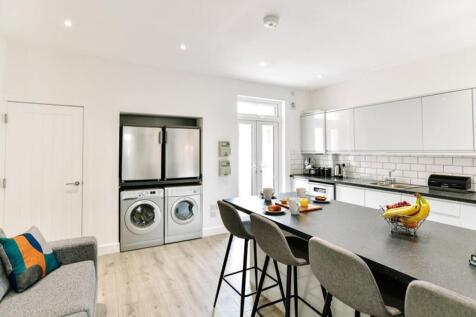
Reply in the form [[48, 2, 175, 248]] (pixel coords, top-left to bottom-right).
[[238, 121, 256, 196], [257, 122, 278, 192]]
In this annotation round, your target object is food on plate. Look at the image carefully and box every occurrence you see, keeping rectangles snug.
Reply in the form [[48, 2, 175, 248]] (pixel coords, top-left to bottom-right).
[[315, 195, 327, 201], [267, 205, 281, 212]]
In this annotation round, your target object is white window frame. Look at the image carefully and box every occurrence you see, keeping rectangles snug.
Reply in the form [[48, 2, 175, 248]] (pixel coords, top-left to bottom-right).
[[237, 95, 282, 122]]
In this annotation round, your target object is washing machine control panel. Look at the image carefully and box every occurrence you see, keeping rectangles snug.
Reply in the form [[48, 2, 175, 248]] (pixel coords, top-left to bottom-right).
[[121, 189, 163, 200]]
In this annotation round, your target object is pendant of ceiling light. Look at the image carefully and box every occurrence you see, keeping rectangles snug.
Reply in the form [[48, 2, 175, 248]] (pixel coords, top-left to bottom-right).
[[263, 15, 279, 29]]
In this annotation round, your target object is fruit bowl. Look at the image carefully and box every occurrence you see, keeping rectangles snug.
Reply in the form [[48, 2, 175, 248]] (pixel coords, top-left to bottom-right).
[[378, 193, 430, 237]]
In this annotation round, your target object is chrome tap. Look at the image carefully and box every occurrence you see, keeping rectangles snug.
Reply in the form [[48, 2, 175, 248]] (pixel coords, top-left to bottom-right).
[[384, 169, 396, 184]]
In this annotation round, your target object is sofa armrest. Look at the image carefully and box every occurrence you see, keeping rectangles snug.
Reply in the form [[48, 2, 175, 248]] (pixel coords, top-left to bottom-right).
[[48, 236, 98, 269]]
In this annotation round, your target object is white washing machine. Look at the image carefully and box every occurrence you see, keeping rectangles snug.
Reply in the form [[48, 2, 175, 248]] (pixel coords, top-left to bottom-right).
[[120, 188, 164, 251], [165, 185, 202, 243]]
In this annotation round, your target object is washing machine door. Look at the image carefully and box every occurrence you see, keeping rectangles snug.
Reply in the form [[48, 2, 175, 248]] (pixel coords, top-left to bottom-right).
[[171, 197, 198, 224], [125, 200, 161, 234]]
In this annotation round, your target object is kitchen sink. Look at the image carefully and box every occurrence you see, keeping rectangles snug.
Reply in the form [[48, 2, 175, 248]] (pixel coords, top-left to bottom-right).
[[369, 182, 420, 189]]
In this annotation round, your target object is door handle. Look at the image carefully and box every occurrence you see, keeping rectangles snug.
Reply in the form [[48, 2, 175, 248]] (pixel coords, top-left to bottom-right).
[[65, 181, 81, 186]]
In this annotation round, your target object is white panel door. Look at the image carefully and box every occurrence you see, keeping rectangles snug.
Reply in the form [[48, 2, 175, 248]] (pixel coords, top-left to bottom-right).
[[301, 112, 325, 153], [326, 108, 354, 152], [422, 89, 473, 151], [3, 102, 83, 241], [354, 98, 422, 151], [364, 189, 401, 209], [335, 185, 365, 206]]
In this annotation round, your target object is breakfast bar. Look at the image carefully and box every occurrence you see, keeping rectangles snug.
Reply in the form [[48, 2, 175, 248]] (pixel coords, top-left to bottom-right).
[[224, 194, 476, 314]]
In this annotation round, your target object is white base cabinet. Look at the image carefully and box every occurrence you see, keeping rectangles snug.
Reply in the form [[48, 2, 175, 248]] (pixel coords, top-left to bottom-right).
[[364, 189, 402, 209], [336, 185, 365, 206]]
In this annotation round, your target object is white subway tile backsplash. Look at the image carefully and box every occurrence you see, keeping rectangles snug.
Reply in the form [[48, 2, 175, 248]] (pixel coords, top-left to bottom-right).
[[411, 164, 425, 171], [403, 157, 418, 164], [291, 153, 476, 189], [382, 162, 396, 169], [453, 158, 473, 166], [444, 165, 463, 174], [426, 165, 443, 173], [418, 157, 434, 164], [435, 157, 452, 165], [463, 166, 476, 175]]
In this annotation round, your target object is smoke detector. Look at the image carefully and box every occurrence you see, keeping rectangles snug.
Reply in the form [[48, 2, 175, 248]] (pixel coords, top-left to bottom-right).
[[263, 15, 279, 29]]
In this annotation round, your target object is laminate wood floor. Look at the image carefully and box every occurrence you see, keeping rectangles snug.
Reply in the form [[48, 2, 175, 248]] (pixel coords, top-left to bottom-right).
[[97, 234, 284, 317]]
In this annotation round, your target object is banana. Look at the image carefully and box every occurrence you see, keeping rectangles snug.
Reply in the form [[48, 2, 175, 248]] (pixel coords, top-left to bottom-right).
[[383, 198, 420, 218], [401, 195, 430, 224]]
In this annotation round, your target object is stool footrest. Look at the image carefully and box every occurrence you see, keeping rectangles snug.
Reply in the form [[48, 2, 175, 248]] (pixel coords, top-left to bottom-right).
[[256, 295, 323, 316], [222, 266, 280, 298]]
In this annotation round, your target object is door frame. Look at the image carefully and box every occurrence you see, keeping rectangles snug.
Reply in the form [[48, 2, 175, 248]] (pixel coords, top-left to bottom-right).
[[1, 100, 85, 235], [238, 118, 281, 195]]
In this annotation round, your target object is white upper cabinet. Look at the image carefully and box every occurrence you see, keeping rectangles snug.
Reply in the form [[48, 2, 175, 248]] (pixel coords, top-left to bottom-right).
[[354, 98, 423, 151], [301, 112, 325, 153], [326, 109, 354, 152], [422, 89, 473, 151]]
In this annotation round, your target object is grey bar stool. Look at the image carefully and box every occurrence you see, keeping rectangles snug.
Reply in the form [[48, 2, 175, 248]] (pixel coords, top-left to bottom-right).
[[213, 201, 285, 317], [405, 280, 476, 317], [309, 237, 401, 317], [250, 214, 327, 317]]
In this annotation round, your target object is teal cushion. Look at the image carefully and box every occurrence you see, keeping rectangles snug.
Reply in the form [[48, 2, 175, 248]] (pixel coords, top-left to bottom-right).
[[0, 227, 60, 292]]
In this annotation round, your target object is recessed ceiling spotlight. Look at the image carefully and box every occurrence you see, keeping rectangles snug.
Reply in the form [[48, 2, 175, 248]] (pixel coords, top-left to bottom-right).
[[263, 15, 279, 29], [258, 61, 269, 67], [179, 43, 187, 51], [64, 19, 73, 28]]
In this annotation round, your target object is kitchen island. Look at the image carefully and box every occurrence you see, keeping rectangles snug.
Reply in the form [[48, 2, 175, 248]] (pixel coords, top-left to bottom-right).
[[224, 195, 476, 316]]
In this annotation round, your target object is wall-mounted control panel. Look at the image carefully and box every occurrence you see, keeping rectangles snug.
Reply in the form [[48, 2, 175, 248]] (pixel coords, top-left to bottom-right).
[[218, 141, 231, 157], [219, 160, 231, 176]]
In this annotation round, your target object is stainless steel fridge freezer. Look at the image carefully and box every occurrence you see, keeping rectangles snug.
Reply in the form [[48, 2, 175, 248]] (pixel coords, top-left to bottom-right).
[[164, 127, 201, 179], [121, 126, 162, 181]]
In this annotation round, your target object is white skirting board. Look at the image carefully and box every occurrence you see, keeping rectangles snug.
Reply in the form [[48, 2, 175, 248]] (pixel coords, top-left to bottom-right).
[[98, 242, 120, 256], [203, 225, 227, 237]]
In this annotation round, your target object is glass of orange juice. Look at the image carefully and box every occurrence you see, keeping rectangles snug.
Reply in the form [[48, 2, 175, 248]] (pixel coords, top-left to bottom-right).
[[299, 197, 309, 208]]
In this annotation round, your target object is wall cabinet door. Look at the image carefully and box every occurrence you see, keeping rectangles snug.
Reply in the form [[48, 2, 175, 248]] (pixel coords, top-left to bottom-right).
[[364, 189, 401, 209], [422, 89, 473, 151], [326, 109, 354, 152], [335, 185, 365, 206], [354, 98, 422, 151], [301, 112, 325, 153]]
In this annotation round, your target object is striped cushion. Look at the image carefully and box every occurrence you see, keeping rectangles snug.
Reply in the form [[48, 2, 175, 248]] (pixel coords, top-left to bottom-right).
[[0, 227, 60, 292]]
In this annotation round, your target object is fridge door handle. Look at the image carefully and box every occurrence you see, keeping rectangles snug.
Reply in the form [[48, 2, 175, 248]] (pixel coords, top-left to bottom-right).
[[159, 131, 162, 144]]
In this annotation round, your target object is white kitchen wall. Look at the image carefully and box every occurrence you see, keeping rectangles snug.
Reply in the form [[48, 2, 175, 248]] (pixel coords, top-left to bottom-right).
[[293, 153, 476, 189], [1, 38, 310, 254], [311, 44, 476, 110], [0, 36, 6, 222]]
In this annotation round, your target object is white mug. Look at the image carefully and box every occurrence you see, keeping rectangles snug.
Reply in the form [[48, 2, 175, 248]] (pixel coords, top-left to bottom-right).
[[296, 187, 306, 198], [289, 198, 300, 215], [263, 188, 273, 201]]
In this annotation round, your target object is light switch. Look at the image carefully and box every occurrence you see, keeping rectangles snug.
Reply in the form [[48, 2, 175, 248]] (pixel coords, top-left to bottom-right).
[[219, 160, 231, 176], [218, 141, 231, 157]]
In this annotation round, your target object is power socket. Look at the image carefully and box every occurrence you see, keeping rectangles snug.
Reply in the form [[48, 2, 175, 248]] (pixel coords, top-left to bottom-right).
[[210, 204, 218, 217]]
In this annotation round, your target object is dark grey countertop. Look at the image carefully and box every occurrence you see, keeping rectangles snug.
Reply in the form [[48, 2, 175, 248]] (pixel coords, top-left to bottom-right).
[[224, 195, 476, 299], [292, 174, 476, 204]]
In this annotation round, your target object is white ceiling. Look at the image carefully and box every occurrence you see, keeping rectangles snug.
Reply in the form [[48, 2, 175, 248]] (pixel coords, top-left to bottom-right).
[[2, 0, 476, 89]]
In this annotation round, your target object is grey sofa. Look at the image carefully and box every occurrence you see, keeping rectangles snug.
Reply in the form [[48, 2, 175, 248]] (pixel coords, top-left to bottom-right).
[[0, 232, 98, 317]]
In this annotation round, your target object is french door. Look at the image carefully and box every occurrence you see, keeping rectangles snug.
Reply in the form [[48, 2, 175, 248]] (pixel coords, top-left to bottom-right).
[[3, 102, 83, 241], [238, 120, 279, 196]]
